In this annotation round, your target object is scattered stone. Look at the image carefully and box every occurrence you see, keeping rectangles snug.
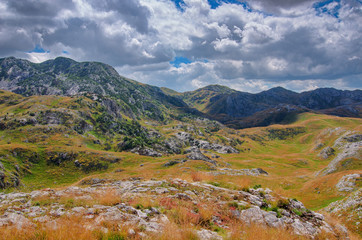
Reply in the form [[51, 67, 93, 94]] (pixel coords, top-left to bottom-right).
[[255, 168, 268, 175], [163, 160, 181, 167], [128, 228, 136, 235], [316, 130, 362, 176], [193, 139, 239, 154], [0, 171, 5, 189], [95, 208, 125, 223], [343, 134, 362, 143], [0, 212, 35, 229], [210, 168, 268, 176], [72, 207, 86, 213], [80, 178, 108, 185], [313, 142, 324, 150], [153, 187, 169, 194], [318, 146, 335, 159], [0, 177, 343, 239], [74, 160, 81, 167], [292, 219, 317, 236], [186, 148, 216, 165], [175, 132, 192, 143], [336, 174, 361, 192], [196, 229, 223, 240], [131, 147, 162, 157], [325, 188, 362, 215], [174, 193, 193, 201]]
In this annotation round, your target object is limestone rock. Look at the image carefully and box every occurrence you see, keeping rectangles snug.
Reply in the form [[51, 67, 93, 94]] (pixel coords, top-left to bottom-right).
[[318, 146, 335, 159], [0, 212, 35, 229], [186, 147, 217, 165], [131, 147, 162, 157], [196, 229, 223, 240], [336, 174, 361, 192]]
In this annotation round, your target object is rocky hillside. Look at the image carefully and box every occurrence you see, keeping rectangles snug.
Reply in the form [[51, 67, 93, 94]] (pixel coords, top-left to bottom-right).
[[0, 57, 199, 122], [0, 90, 238, 190], [0, 90, 360, 238], [0, 56, 361, 239], [0, 178, 351, 239], [1, 56, 361, 130], [180, 85, 362, 128], [324, 187, 361, 236]]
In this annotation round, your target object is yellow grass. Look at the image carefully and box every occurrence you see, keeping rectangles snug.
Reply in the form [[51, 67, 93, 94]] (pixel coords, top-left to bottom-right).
[[228, 221, 308, 240]]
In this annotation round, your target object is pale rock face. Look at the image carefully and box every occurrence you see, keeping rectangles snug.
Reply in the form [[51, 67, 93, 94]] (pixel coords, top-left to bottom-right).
[[318, 146, 335, 159], [325, 188, 362, 214], [0, 212, 35, 229], [95, 208, 126, 223], [336, 174, 361, 192], [238, 207, 284, 228], [292, 219, 318, 236], [321, 132, 362, 175], [196, 229, 223, 240]]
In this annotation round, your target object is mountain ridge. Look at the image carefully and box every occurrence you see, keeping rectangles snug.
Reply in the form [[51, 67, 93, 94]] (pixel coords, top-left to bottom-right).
[[0, 56, 204, 122], [1, 56, 361, 129], [179, 84, 361, 128]]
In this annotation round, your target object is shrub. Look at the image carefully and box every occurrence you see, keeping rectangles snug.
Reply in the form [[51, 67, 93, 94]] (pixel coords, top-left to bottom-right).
[[293, 209, 302, 216], [277, 199, 290, 209], [253, 184, 262, 189]]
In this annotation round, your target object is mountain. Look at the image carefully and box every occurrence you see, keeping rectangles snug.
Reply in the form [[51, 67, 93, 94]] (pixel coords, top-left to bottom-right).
[[180, 86, 362, 128], [0, 57, 361, 239], [1, 56, 361, 130], [0, 56, 200, 122]]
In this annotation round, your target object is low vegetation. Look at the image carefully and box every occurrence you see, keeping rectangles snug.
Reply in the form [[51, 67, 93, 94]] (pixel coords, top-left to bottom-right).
[[0, 88, 361, 239]]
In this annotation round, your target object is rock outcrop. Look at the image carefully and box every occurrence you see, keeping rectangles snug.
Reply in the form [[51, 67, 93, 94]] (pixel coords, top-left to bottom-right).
[[320, 132, 362, 175], [325, 188, 361, 235], [336, 174, 361, 192], [0, 178, 340, 239], [318, 146, 335, 159]]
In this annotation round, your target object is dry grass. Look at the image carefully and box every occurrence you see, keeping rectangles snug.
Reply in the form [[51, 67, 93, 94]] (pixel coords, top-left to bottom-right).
[[227, 221, 308, 240], [0, 216, 95, 240], [31, 189, 125, 209], [126, 195, 157, 210], [96, 189, 123, 206], [1, 202, 356, 240], [315, 213, 362, 240], [0, 216, 141, 240], [153, 222, 198, 240], [190, 171, 214, 182]]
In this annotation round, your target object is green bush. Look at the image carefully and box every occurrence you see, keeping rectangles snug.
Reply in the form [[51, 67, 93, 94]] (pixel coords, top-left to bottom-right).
[[252, 184, 262, 189]]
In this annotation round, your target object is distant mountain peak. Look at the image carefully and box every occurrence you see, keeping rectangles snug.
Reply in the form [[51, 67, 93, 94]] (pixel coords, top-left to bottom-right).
[[199, 84, 235, 93], [0, 56, 196, 121], [262, 86, 296, 94], [53, 56, 77, 63]]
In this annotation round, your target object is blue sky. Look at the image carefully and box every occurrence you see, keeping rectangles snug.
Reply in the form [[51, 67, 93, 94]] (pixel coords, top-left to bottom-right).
[[0, 0, 361, 93], [27, 45, 49, 53], [314, 0, 341, 17], [172, 0, 251, 10]]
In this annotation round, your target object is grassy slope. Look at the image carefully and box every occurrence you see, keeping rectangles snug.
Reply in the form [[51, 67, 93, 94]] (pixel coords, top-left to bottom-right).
[[227, 113, 361, 210], [0, 90, 361, 212]]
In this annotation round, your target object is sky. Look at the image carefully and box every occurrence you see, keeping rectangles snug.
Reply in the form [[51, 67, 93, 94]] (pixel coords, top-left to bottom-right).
[[0, 0, 361, 93]]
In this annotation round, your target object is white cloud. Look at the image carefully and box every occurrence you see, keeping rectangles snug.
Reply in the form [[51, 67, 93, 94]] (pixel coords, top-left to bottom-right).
[[213, 38, 238, 52], [0, 0, 361, 93]]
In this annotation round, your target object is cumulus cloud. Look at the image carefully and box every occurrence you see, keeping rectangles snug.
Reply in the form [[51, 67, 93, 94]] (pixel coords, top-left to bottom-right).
[[0, 0, 361, 92]]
